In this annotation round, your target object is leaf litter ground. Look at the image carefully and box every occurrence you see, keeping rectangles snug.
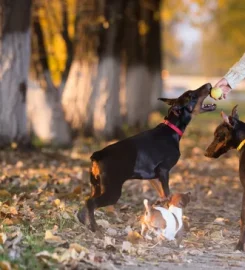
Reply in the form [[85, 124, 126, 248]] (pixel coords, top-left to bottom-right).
[[1, 116, 245, 269]]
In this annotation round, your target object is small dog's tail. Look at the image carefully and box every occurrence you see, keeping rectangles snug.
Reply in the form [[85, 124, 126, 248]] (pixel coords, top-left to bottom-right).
[[143, 199, 150, 212]]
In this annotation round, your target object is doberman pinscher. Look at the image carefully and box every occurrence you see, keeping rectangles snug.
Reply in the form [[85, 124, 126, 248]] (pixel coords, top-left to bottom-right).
[[205, 105, 245, 251], [78, 83, 216, 231]]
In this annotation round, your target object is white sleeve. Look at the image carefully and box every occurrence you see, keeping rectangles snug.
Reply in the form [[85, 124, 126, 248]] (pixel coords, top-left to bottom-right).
[[224, 53, 245, 89]]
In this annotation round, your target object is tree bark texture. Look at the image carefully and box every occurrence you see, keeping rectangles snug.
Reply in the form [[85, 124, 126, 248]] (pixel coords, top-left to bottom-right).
[[124, 0, 162, 128], [91, 0, 126, 139], [29, 9, 71, 146], [0, 0, 32, 146], [62, 0, 100, 134], [62, 0, 162, 138]]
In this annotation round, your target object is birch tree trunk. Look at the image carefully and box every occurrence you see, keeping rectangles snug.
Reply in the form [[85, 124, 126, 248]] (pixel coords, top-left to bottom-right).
[[0, 0, 32, 146], [28, 8, 71, 146]]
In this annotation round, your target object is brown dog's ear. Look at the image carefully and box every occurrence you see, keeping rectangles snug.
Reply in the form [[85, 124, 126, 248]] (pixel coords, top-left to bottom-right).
[[158, 98, 177, 106], [221, 111, 231, 126], [221, 110, 238, 128], [231, 105, 239, 120]]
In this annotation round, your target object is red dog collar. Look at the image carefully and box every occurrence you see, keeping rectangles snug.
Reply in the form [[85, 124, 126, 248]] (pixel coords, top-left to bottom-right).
[[163, 120, 183, 137]]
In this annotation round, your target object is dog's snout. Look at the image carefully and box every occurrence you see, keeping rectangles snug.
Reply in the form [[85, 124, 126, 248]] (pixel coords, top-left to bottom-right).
[[206, 83, 212, 90], [204, 150, 209, 157], [204, 150, 213, 158]]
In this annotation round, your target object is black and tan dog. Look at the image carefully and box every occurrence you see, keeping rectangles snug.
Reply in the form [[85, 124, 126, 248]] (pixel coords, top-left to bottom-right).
[[205, 105, 245, 251], [78, 83, 216, 231]]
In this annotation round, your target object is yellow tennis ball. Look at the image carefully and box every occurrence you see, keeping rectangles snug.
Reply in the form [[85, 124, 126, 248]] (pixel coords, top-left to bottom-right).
[[210, 87, 223, 99]]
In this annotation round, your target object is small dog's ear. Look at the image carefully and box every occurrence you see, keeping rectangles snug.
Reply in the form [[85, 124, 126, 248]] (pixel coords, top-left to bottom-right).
[[158, 98, 177, 106], [231, 105, 239, 120]]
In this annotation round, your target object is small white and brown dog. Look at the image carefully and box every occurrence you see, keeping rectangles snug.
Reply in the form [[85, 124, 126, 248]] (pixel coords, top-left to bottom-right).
[[141, 192, 191, 246]]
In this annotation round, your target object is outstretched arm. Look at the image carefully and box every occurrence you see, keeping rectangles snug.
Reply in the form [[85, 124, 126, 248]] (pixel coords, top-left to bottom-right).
[[214, 53, 245, 99]]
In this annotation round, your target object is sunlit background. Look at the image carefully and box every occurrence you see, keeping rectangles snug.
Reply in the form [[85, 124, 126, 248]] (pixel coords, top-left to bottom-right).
[[2, 1, 245, 268], [1, 0, 245, 146]]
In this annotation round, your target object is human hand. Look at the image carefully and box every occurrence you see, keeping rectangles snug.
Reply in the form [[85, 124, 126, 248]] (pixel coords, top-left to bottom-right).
[[214, 78, 232, 99]]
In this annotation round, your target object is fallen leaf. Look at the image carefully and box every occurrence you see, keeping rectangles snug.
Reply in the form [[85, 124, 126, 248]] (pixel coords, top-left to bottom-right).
[[126, 231, 142, 244], [188, 249, 203, 256], [104, 236, 115, 249], [69, 243, 89, 253], [0, 190, 11, 198], [106, 228, 117, 236], [44, 230, 65, 244], [0, 232, 7, 244], [61, 212, 70, 219], [121, 241, 132, 253], [97, 219, 110, 229], [213, 217, 229, 225], [1, 218, 13, 226], [53, 199, 61, 207], [11, 230, 23, 248], [124, 226, 132, 234], [59, 248, 79, 263], [0, 260, 11, 270], [0, 205, 18, 216], [36, 250, 59, 262]]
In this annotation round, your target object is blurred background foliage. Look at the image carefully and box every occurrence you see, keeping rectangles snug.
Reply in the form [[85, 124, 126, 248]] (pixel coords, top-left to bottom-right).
[[1, 0, 245, 147], [35, 0, 245, 83]]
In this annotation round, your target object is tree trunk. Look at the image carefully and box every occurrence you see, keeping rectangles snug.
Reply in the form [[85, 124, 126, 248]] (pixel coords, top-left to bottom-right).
[[0, 0, 32, 146], [28, 8, 71, 146], [62, 0, 100, 134], [91, 0, 126, 139], [147, 0, 163, 110], [124, 0, 151, 129]]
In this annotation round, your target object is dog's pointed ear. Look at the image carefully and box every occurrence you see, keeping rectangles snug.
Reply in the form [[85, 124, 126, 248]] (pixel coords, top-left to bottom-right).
[[221, 111, 237, 128], [221, 111, 231, 125], [228, 116, 239, 128], [231, 105, 239, 119], [158, 98, 177, 106]]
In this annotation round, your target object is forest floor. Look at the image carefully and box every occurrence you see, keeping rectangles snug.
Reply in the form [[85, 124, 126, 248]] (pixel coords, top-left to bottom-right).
[[1, 100, 245, 270]]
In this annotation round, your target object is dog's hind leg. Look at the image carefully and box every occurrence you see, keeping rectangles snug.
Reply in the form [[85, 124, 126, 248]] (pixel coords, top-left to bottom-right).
[[78, 180, 123, 231], [158, 167, 170, 198], [77, 162, 102, 228], [88, 184, 123, 231]]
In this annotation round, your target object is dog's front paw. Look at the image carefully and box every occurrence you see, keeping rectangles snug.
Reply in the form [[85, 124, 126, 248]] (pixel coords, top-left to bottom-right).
[[77, 207, 89, 224], [235, 240, 245, 251]]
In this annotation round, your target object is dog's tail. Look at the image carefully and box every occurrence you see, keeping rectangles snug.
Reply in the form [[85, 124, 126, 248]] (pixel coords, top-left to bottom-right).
[[91, 151, 103, 161], [143, 199, 150, 212]]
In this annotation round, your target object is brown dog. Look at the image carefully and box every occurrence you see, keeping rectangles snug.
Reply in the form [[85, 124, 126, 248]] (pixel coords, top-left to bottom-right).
[[141, 192, 191, 246]]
